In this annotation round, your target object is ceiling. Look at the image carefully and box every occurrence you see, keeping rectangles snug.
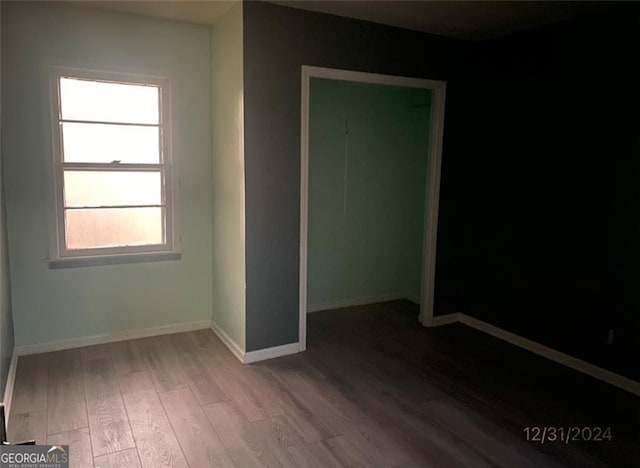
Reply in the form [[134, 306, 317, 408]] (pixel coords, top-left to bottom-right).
[[77, 0, 609, 41], [270, 1, 609, 41], [74, 0, 238, 25]]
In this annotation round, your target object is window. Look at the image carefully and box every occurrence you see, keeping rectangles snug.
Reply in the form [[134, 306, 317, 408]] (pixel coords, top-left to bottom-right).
[[48, 67, 179, 267]]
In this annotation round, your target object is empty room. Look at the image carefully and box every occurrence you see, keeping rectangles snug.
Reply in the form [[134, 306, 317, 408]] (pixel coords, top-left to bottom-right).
[[0, 1, 638, 467]]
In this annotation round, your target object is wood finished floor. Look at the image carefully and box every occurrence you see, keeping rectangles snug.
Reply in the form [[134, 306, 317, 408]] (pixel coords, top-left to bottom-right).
[[8, 300, 639, 467]]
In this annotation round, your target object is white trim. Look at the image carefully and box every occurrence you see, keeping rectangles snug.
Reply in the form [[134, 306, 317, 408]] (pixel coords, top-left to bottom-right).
[[308, 293, 414, 313], [243, 342, 301, 363], [299, 66, 310, 352], [403, 292, 421, 305], [299, 65, 447, 351], [425, 312, 459, 326], [48, 251, 181, 269], [45, 64, 181, 266], [427, 312, 640, 396], [302, 66, 447, 90], [418, 80, 446, 326], [457, 314, 640, 396], [209, 320, 245, 363], [2, 349, 18, 423], [16, 320, 211, 356], [210, 321, 301, 364]]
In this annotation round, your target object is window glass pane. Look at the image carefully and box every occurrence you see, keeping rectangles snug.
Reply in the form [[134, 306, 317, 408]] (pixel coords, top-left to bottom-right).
[[65, 207, 164, 249], [62, 123, 160, 163], [64, 171, 162, 207], [60, 78, 159, 124]]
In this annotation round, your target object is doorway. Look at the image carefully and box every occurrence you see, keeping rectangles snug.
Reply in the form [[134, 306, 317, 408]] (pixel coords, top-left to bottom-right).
[[299, 66, 446, 351]]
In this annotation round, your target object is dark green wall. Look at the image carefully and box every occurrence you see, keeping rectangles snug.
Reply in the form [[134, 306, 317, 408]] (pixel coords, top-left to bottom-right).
[[308, 79, 431, 308], [435, 6, 639, 380]]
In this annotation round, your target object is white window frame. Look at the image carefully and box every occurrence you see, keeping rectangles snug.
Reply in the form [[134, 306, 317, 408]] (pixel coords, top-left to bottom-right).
[[47, 65, 181, 268]]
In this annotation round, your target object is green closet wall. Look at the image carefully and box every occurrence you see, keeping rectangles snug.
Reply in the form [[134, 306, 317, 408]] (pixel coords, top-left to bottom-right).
[[308, 78, 432, 310]]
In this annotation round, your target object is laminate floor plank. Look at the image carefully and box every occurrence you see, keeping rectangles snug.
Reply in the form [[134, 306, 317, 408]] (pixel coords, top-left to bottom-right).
[[168, 333, 229, 406], [198, 356, 280, 423], [394, 460, 434, 468], [321, 434, 374, 468], [94, 448, 142, 468], [288, 370, 370, 426], [11, 353, 48, 414], [159, 387, 234, 468], [419, 398, 559, 468], [7, 300, 637, 467], [82, 344, 113, 363], [300, 331, 532, 467], [48, 427, 93, 468], [118, 371, 188, 468], [233, 366, 285, 420], [339, 423, 412, 468], [268, 368, 354, 435], [7, 410, 46, 444], [255, 369, 336, 443], [132, 336, 187, 393], [188, 329, 249, 372], [306, 440, 344, 468], [253, 415, 330, 468], [110, 340, 148, 376], [324, 363, 497, 467], [83, 358, 135, 457], [47, 349, 88, 434], [203, 401, 279, 468]]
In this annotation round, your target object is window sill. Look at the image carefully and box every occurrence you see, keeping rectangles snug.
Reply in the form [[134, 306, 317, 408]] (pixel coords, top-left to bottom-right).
[[48, 251, 182, 269]]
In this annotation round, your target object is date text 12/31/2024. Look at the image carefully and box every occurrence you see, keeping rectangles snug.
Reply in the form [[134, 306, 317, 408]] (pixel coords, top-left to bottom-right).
[[524, 427, 612, 444]]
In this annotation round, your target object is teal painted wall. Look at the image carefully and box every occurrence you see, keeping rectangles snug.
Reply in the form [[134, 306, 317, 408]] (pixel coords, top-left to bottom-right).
[[210, 4, 246, 350], [308, 79, 431, 308], [1, 2, 213, 347]]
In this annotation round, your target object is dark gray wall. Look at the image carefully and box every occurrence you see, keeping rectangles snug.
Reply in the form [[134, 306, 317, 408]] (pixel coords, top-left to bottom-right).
[[0, 2, 16, 400], [242, 1, 466, 350]]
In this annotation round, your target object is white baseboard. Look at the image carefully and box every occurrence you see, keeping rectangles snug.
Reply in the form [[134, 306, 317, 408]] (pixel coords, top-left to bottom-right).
[[210, 321, 245, 363], [424, 312, 459, 326], [404, 293, 420, 304], [16, 320, 212, 356], [2, 348, 18, 422], [458, 314, 640, 396], [307, 293, 416, 313], [210, 320, 301, 364], [426, 312, 639, 396], [244, 342, 301, 363]]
